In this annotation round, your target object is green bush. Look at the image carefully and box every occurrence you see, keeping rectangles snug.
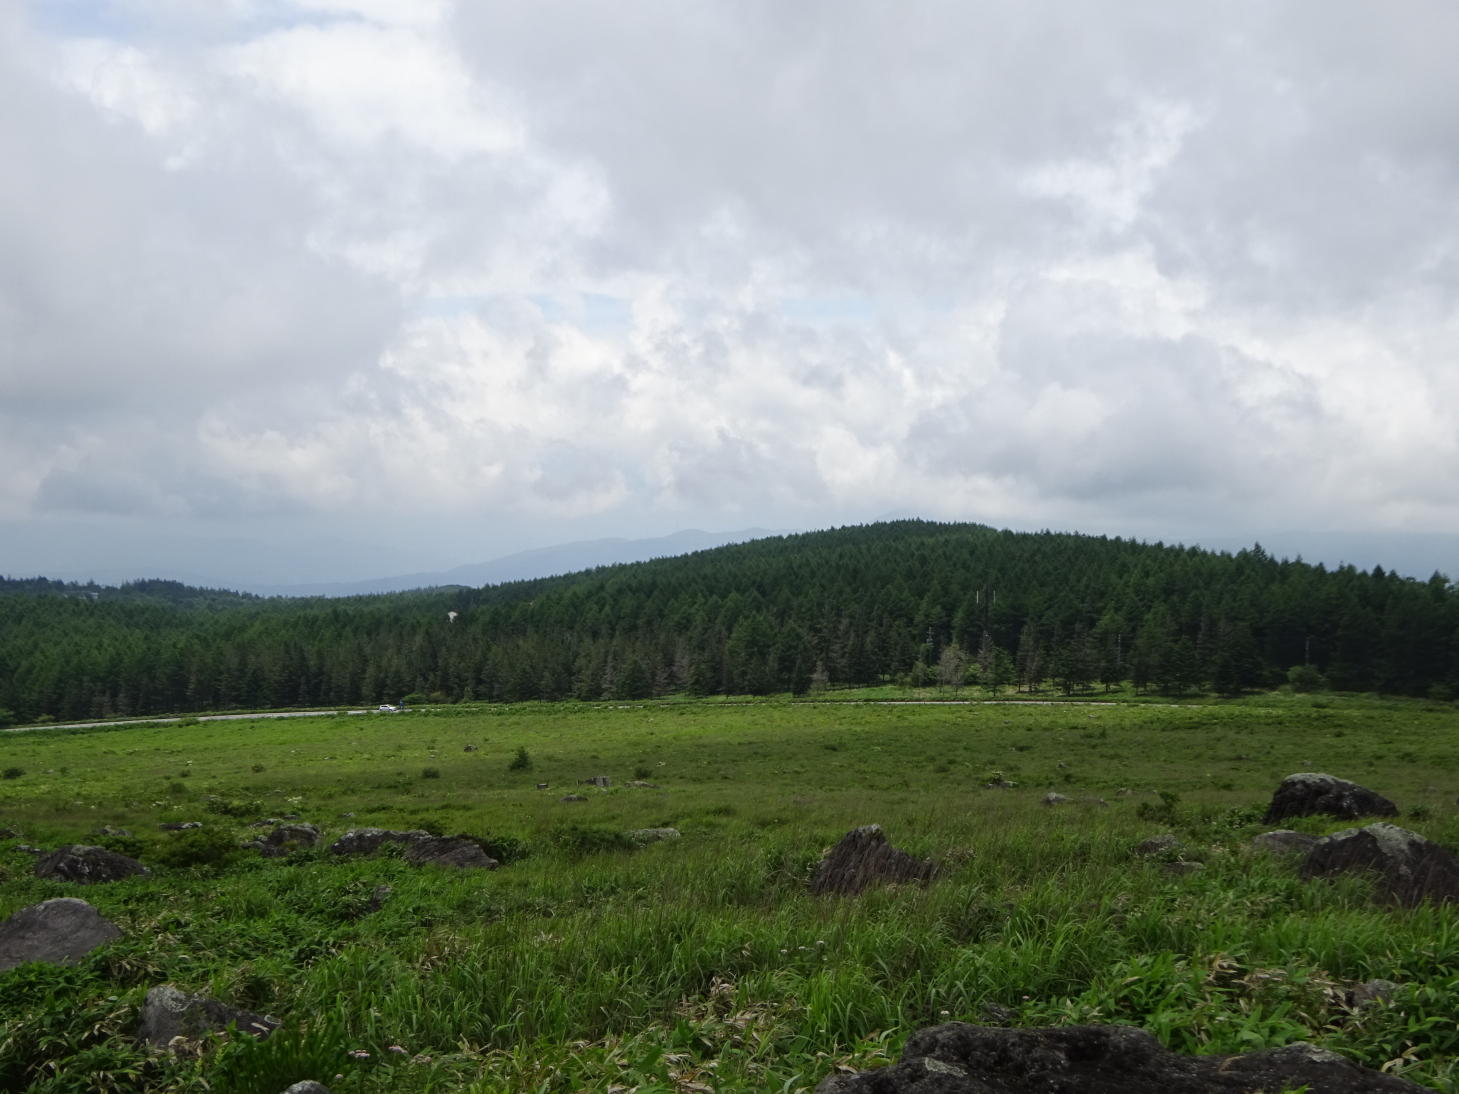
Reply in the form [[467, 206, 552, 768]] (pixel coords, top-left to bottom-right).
[[421, 767, 441, 779], [551, 824, 634, 857], [204, 795, 262, 817], [473, 832, 532, 865], [508, 746, 533, 772], [2, 767, 23, 780], [153, 826, 240, 869]]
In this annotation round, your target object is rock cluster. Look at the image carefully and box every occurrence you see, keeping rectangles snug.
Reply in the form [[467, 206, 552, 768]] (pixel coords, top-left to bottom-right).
[[34, 845, 150, 884], [139, 984, 279, 1046], [815, 1022, 1431, 1093], [1301, 822, 1459, 906], [402, 837, 498, 869], [0, 898, 122, 971], [327, 828, 431, 856], [1263, 773, 1398, 824], [810, 825, 936, 896]]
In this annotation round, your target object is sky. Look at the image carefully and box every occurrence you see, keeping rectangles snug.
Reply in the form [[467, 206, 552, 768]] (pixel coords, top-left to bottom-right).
[[4, 0, 1459, 586]]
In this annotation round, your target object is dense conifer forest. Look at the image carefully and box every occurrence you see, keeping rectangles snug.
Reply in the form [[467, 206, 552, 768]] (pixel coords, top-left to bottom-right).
[[2, 521, 1456, 723]]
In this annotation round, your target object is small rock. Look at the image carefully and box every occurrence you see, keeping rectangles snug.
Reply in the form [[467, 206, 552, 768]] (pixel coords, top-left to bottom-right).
[[159, 821, 203, 831], [282, 1083, 331, 1094], [366, 883, 392, 912], [0, 827, 19, 840], [536, 782, 549, 790], [139, 984, 279, 1046], [1133, 835, 1181, 857], [1163, 861, 1206, 877], [403, 837, 498, 869], [810, 825, 937, 896], [1264, 773, 1398, 824], [1300, 822, 1459, 906], [463, 745, 477, 752], [0, 898, 122, 971], [96, 825, 131, 838], [1252, 830, 1319, 857], [16, 844, 45, 855], [1042, 793, 1071, 807], [559, 794, 587, 803], [328, 828, 431, 856], [259, 824, 321, 858], [625, 780, 660, 789], [626, 827, 680, 845], [983, 779, 1015, 789], [280, 814, 300, 821], [1347, 978, 1401, 1009], [337, 811, 355, 819], [583, 775, 612, 788], [248, 819, 280, 828], [35, 845, 150, 884]]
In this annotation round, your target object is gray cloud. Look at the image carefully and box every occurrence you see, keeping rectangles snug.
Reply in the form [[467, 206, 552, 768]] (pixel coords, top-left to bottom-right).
[[5, 0, 1459, 582]]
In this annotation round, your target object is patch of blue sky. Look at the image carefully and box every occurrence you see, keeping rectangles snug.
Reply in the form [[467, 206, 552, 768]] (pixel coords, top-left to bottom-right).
[[779, 296, 877, 326], [408, 293, 633, 333], [26, 0, 136, 39]]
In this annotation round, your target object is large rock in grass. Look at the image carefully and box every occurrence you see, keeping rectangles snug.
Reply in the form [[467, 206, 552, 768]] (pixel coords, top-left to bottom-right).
[[139, 984, 280, 1046], [402, 836, 498, 869], [0, 898, 122, 971], [810, 825, 936, 896], [259, 823, 321, 858], [34, 844, 150, 884], [1300, 822, 1459, 906], [814, 1023, 1431, 1093], [1263, 773, 1398, 824], [327, 828, 430, 856]]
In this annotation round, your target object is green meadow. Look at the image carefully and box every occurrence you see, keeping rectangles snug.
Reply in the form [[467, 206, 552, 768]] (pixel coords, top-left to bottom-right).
[[3, 695, 1458, 1093]]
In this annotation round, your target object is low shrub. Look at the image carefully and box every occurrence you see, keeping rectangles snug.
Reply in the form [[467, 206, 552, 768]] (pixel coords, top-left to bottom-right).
[[551, 824, 634, 857], [153, 825, 241, 869]]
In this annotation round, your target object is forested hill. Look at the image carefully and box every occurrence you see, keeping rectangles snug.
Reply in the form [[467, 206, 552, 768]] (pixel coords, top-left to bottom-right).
[[2, 521, 1456, 723]]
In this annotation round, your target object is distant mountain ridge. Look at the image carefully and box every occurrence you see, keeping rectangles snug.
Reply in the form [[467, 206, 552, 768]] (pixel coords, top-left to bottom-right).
[[246, 528, 790, 597]]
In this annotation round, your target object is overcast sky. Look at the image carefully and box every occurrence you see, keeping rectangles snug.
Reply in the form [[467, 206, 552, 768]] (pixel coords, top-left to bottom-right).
[[4, 1, 1459, 586]]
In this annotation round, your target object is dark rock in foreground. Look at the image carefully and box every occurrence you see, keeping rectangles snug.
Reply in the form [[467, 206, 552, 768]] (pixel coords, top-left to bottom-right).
[[35, 845, 150, 884], [810, 825, 936, 896], [0, 898, 122, 971], [1300, 822, 1459, 906], [1264, 773, 1398, 824], [139, 984, 279, 1046], [328, 828, 430, 856], [403, 837, 498, 869], [815, 1022, 1432, 1093]]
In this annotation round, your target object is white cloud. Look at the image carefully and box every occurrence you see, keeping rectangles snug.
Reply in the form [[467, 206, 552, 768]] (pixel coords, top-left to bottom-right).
[[7, 0, 1459, 583]]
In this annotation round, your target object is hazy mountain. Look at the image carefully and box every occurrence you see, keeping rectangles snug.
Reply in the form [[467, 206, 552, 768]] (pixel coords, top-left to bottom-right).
[[246, 528, 790, 597]]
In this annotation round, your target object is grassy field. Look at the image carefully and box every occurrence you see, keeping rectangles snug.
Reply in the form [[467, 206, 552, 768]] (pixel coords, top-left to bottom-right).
[[2, 694, 1458, 1093]]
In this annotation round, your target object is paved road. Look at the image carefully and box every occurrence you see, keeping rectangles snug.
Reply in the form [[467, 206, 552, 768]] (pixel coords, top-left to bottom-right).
[[5, 709, 373, 733]]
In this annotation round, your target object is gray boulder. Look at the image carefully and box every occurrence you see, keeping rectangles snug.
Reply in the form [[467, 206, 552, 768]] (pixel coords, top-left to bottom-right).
[[626, 827, 681, 845], [1133, 834, 1181, 857], [0, 898, 122, 971], [259, 824, 321, 858], [281, 1084, 331, 1094], [1042, 793, 1071, 806], [815, 1022, 1431, 1093], [327, 828, 430, 856], [159, 821, 203, 831], [559, 794, 588, 803], [139, 984, 279, 1046], [583, 775, 612, 788], [1252, 830, 1319, 856], [810, 825, 936, 896], [35, 844, 149, 884], [1300, 822, 1459, 906], [1264, 773, 1398, 824], [402, 837, 498, 869]]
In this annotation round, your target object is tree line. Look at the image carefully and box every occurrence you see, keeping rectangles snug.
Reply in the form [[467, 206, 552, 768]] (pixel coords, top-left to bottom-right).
[[2, 521, 1457, 723]]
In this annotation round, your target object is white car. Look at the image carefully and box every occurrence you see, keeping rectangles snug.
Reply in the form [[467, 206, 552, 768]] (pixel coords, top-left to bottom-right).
[[377, 703, 399, 713]]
